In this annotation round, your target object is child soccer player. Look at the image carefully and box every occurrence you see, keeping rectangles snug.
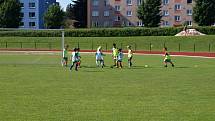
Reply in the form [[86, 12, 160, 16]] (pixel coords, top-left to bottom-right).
[[117, 48, 123, 68], [62, 45, 69, 67], [127, 45, 133, 68], [69, 48, 79, 71], [163, 47, 175, 67], [77, 48, 81, 68], [112, 43, 118, 67], [95, 46, 105, 68]]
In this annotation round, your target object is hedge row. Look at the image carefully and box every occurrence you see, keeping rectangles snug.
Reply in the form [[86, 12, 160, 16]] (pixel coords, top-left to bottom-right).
[[0, 27, 215, 37]]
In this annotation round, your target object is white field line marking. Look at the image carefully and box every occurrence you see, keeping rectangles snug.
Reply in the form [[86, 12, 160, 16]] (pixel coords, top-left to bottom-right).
[[1, 51, 215, 59]]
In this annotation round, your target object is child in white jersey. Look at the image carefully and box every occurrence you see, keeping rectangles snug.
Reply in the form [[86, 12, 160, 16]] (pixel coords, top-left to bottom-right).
[[117, 48, 123, 68], [62, 45, 69, 67], [69, 48, 79, 71], [95, 46, 105, 68]]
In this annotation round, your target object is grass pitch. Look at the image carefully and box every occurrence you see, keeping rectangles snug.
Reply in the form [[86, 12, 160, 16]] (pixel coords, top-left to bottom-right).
[[0, 52, 215, 121]]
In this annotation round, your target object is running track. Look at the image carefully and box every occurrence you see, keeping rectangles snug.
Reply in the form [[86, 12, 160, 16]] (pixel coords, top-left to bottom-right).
[[1, 49, 215, 58]]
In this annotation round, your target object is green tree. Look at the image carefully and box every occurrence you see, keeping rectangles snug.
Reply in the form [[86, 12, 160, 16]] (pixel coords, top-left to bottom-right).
[[137, 0, 162, 27], [0, 0, 21, 28], [65, 0, 87, 28], [193, 0, 215, 26], [44, 4, 65, 29]]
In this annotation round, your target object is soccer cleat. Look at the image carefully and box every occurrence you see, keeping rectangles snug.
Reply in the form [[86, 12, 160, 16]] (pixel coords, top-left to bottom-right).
[[164, 65, 167, 67], [172, 64, 175, 67]]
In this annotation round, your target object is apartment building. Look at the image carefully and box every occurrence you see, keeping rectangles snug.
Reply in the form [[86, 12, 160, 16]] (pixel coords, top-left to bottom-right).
[[87, 0, 194, 28], [161, 0, 194, 27], [19, 0, 57, 29]]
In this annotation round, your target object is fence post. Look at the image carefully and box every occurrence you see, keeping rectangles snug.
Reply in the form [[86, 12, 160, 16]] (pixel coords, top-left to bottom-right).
[[209, 43, 211, 52], [92, 41, 93, 50], [150, 43, 152, 52], [164, 42, 166, 48], [20, 42, 23, 49], [49, 43, 52, 50], [6, 42, 7, 48], [178, 43, 181, 52], [34, 42, 37, 49], [134, 43, 137, 51], [194, 43, 196, 52]]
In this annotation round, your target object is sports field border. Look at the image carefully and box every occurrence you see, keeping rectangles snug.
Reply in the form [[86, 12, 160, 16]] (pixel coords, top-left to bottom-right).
[[1, 48, 215, 58]]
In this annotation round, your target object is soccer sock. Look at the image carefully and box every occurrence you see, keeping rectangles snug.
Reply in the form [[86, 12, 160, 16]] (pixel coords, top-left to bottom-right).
[[101, 60, 104, 67], [128, 60, 131, 67], [120, 63, 123, 68], [70, 63, 74, 70], [96, 60, 99, 66], [75, 63, 78, 71]]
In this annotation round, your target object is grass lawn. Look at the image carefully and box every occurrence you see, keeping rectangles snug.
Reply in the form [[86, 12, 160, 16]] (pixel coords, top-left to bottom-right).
[[1, 36, 215, 52], [0, 52, 215, 121]]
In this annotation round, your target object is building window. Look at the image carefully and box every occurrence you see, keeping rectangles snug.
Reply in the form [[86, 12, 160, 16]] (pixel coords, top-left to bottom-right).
[[163, 21, 170, 26], [92, 21, 99, 27], [175, 16, 181, 21], [92, 11, 99, 17], [29, 3, 35, 8], [115, 5, 120, 11], [104, 0, 109, 6], [29, 22, 36, 27], [115, 16, 121, 21], [104, 11, 109, 17], [126, 21, 132, 26], [92, 0, 99, 6], [20, 3, 24, 8], [29, 12, 36, 18], [137, 0, 142, 5], [137, 21, 143, 26], [104, 21, 110, 27], [127, 0, 132, 5], [127, 11, 132, 16], [20, 22, 24, 27], [187, 0, 192, 3], [175, 4, 181, 11], [187, 9, 192, 15], [163, 10, 169, 16], [20, 13, 24, 18], [163, 0, 169, 5], [187, 21, 192, 26]]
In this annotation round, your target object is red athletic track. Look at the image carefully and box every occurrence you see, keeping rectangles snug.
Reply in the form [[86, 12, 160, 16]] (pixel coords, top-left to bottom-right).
[[1, 49, 215, 57]]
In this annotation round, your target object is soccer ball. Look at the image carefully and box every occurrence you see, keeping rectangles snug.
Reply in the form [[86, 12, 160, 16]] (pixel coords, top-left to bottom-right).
[[144, 65, 148, 68]]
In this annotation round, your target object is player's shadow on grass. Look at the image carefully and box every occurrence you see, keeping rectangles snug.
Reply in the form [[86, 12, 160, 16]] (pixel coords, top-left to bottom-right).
[[130, 66, 191, 69], [175, 66, 190, 68]]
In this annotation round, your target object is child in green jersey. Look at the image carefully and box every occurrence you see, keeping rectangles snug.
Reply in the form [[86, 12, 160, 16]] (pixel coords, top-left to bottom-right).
[[62, 45, 69, 67], [127, 45, 133, 68], [163, 47, 175, 67], [112, 43, 118, 67]]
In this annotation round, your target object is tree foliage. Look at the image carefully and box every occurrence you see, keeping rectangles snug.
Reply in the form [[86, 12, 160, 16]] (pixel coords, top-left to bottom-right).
[[44, 4, 65, 29], [0, 0, 21, 28], [193, 0, 215, 26], [65, 0, 87, 28], [137, 0, 162, 27]]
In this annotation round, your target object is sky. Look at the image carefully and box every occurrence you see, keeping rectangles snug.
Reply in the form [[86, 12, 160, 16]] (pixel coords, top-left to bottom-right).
[[56, 0, 73, 11]]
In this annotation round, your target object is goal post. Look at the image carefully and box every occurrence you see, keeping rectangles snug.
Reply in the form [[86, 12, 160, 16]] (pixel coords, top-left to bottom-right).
[[61, 30, 65, 53]]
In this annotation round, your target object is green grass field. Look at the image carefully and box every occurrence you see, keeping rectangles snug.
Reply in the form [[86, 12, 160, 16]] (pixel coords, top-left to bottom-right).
[[1, 35, 215, 52], [0, 52, 215, 121]]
